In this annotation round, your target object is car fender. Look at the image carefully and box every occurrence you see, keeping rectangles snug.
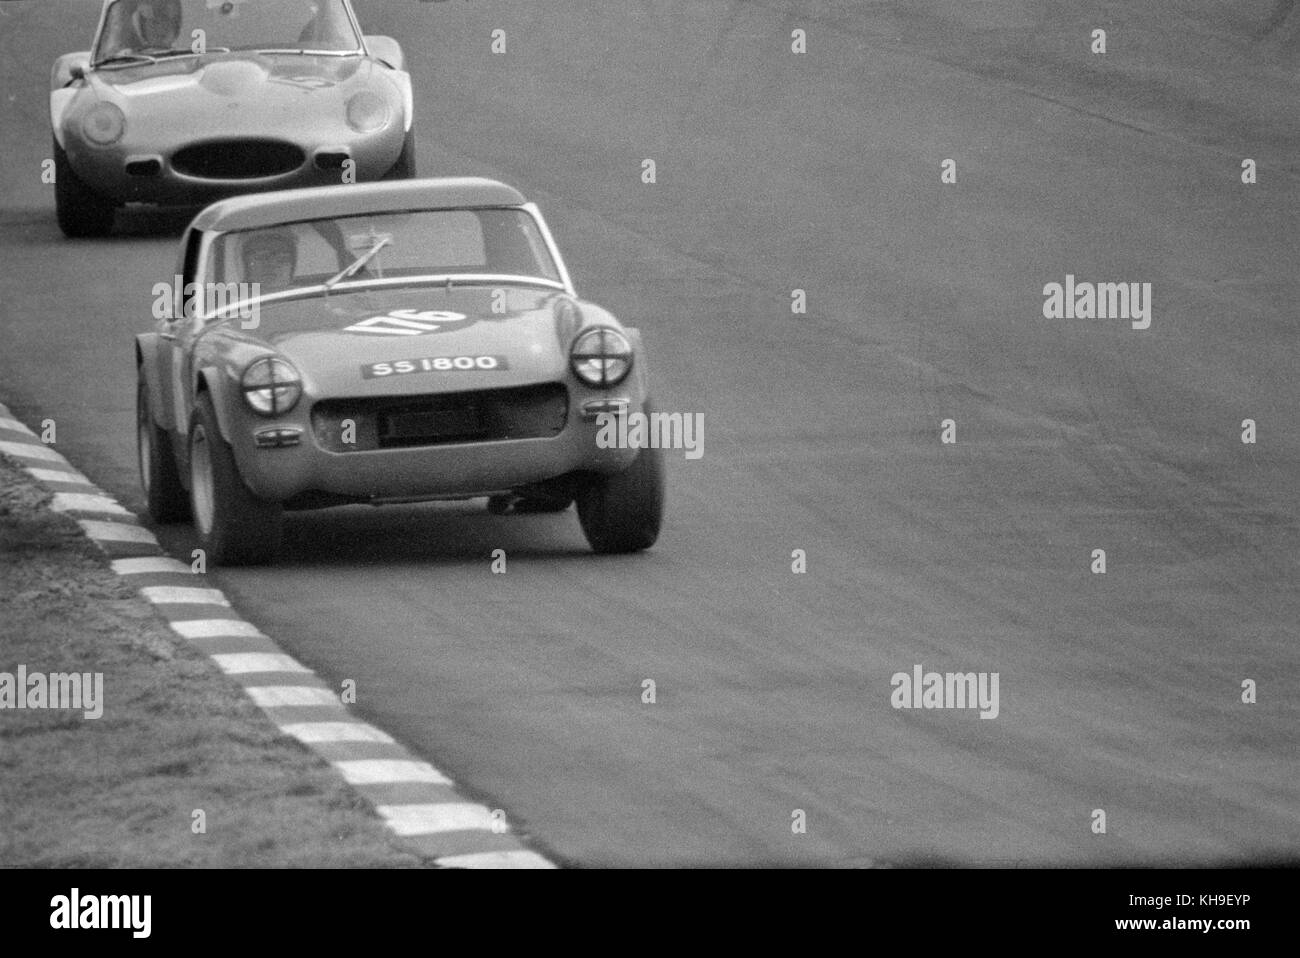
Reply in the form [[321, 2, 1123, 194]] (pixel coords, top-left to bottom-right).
[[365, 36, 405, 72], [49, 52, 89, 149], [134, 333, 169, 426], [390, 67, 413, 133], [363, 38, 411, 133], [195, 366, 238, 446]]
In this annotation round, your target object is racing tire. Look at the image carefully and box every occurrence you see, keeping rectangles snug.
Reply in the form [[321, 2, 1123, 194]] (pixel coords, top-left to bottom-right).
[[53, 137, 116, 238], [576, 405, 666, 554], [137, 374, 191, 523], [188, 393, 282, 566], [382, 128, 416, 180]]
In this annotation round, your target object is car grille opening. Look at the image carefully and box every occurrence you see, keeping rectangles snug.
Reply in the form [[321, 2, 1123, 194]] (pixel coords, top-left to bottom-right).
[[172, 139, 305, 179], [312, 383, 569, 452], [125, 158, 161, 177], [314, 151, 350, 171]]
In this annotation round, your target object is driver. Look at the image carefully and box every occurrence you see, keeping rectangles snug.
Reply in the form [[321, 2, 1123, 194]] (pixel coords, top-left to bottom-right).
[[241, 230, 298, 292], [129, 0, 183, 51]]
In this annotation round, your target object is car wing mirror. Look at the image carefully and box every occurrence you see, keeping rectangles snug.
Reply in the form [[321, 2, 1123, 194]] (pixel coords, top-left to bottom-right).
[[52, 53, 92, 87]]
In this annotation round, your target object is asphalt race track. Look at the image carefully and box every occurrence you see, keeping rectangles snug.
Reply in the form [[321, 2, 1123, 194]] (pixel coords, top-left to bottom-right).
[[1, 1, 1297, 866]]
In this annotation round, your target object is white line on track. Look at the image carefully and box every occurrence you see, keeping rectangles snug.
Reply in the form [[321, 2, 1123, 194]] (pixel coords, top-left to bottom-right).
[[0, 440, 62, 461], [112, 557, 193, 576], [246, 686, 341, 708], [171, 619, 264, 640], [280, 722, 395, 744], [375, 803, 496, 835], [437, 850, 556, 869], [141, 586, 230, 606], [76, 520, 156, 544], [51, 492, 132, 515], [212, 652, 311, 675], [334, 760, 453, 786], [26, 466, 93, 485]]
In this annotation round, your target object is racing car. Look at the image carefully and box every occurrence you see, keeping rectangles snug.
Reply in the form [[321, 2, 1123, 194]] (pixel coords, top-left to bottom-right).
[[135, 177, 666, 564], [50, 0, 414, 237]]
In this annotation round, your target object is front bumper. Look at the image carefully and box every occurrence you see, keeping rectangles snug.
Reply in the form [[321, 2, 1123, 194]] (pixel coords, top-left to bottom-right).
[[224, 385, 643, 504]]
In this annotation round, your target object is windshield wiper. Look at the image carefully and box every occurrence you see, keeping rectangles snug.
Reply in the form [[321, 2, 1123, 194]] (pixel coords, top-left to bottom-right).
[[92, 53, 157, 67], [324, 236, 392, 291], [152, 47, 232, 58]]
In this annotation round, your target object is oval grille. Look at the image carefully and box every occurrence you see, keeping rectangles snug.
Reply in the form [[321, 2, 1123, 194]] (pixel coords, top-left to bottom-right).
[[172, 139, 305, 179]]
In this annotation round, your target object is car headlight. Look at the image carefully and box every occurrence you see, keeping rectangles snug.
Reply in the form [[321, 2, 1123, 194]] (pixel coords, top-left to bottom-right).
[[570, 328, 633, 388], [81, 102, 126, 146], [240, 357, 302, 416], [346, 92, 391, 133]]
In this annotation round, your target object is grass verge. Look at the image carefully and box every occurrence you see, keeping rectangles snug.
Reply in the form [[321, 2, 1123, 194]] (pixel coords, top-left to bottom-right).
[[0, 452, 427, 867]]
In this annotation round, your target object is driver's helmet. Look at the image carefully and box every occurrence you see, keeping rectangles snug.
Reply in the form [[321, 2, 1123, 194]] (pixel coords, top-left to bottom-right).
[[131, 0, 183, 50], [240, 229, 298, 291]]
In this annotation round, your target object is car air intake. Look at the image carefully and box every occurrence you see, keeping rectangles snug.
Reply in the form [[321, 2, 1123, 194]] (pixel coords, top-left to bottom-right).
[[172, 139, 305, 179], [125, 158, 161, 177], [312, 384, 570, 452], [314, 152, 350, 171]]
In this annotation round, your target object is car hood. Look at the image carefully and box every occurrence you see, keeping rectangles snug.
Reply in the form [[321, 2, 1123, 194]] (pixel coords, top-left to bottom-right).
[[208, 286, 609, 396], [81, 52, 391, 131]]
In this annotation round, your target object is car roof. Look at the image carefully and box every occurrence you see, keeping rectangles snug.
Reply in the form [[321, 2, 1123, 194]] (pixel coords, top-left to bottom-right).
[[191, 178, 530, 232]]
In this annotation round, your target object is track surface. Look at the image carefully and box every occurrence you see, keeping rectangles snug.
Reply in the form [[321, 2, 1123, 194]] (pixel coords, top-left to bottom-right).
[[1, 1, 1297, 866]]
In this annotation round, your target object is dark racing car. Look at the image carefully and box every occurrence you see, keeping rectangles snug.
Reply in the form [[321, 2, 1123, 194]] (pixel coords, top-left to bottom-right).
[[51, 0, 414, 237], [135, 177, 666, 564]]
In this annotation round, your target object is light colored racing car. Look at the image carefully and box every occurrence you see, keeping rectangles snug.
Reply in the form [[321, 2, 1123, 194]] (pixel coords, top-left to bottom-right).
[[135, 177, 666, 565], [50, 0, 414, 237]]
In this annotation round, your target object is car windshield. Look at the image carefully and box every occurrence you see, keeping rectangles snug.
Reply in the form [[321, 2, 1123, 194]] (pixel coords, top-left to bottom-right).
[[210, 209, 564, 298], [94, 0, 361, 64]]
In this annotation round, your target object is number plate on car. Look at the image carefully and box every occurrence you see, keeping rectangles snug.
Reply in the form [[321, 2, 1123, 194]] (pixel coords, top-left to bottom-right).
[[363, 356, 509, 379]]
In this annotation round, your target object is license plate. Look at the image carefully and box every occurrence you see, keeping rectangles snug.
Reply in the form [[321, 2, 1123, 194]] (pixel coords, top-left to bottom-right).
[[362, 356, 509, 379]]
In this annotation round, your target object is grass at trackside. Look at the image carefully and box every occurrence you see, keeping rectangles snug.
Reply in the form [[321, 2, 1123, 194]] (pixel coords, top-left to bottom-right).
[[0, 453, 427, 867]]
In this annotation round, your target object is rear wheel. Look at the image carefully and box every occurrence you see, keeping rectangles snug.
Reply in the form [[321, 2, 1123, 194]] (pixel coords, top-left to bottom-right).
[[576, 406, 666, 554], [53, 137, 116, 238], [189, 393, 282, 566], [137, 375, 190, 522]]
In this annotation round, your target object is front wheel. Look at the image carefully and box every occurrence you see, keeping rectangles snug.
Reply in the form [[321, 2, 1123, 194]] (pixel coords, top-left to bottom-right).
[[576, 418, 666, 554], [53, 137, 116, 238], [189, 393, 282, 565]]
